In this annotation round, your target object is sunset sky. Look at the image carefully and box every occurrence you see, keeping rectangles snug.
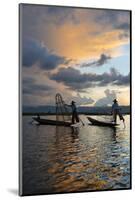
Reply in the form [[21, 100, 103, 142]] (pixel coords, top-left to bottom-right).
[[21, 4, 130, 107]]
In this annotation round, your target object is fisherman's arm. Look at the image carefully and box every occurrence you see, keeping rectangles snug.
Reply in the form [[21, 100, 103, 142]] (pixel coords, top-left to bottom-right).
[[64, 104, 71, 107]]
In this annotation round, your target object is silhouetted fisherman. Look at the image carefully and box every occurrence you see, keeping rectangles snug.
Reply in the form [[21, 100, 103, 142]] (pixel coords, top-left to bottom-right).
[[65, 101, 79, 124], [37, 114, 40, 119], [111, 99, 125, 123]]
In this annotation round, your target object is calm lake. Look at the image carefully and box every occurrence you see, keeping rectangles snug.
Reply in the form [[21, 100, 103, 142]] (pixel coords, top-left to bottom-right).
[[22, 115, 131, 195]]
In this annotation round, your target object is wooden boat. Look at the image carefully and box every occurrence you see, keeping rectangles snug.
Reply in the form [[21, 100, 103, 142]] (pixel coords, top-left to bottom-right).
[[32, 117, 72, 126], [87, 117, 119, 127]]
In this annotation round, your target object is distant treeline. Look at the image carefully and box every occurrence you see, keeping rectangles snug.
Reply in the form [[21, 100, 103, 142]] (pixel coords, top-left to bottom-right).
[[23, 105, 130, 116]]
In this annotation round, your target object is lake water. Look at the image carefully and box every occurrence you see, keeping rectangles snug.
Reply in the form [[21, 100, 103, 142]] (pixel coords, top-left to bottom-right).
[[22, 115, 131, 195]]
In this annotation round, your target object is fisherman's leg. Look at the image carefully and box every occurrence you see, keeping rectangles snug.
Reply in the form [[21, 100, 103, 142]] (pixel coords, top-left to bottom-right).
[[114, 111, 117, 123], [115, 114, 117, 123], [118, 112, 125, 122], [72, 116, 74, 124], [113, 111, 116, 122], [75, 113, 79, 123], [112, 112, 115, 122], [72, 113, 75, 124]]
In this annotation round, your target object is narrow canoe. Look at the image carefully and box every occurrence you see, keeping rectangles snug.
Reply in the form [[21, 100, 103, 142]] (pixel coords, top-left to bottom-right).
[[87, 117, 119, 127], [32, 117, 72, 126]]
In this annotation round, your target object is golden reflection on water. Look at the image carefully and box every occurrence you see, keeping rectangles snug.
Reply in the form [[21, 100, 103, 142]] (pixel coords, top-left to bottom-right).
[[23, 115, 130, 194]]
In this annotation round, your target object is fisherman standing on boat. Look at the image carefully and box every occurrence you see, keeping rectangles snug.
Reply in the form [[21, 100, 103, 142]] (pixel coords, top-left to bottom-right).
[[65, 101, 79, 124], [111, 99, 125, 123]]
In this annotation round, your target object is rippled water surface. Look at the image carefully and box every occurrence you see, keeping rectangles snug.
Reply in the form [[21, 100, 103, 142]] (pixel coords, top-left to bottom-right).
[[22, 115, 130, 195]]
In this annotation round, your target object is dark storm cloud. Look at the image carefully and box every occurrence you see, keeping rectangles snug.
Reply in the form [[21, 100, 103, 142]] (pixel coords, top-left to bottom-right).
[[96, 10, 130, 29], [49, 67, 94, 91], [23, 39, 70, 70], [116, 22, 130, 31], [93, 54, 111, 66], [22, 77, 35, 85], [46, 6, 80, 25], [116, 22, 130, 39], [95, 10, 130, 39], [22, 4, 79, 38], [23, 77, 53, 95], [113, 73, 130, 86], [49, 67, 130, 91], [23, 84, 53, 95], [95, 10, 119, 26], [80, 54, 111, 68], [99, 68, 130, 86]]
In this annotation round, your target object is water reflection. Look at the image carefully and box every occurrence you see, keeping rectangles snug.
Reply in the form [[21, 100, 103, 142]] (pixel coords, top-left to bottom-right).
[[22, 115, 130, 195]]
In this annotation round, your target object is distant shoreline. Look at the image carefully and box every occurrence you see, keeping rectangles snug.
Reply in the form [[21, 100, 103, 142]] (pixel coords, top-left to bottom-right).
[[23, 105, 130, 116], [22, 112, 130, 116]]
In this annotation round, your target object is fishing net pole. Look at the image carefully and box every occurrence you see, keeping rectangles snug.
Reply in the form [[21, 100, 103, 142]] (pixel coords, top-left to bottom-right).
[[55, 93, 71, 122]]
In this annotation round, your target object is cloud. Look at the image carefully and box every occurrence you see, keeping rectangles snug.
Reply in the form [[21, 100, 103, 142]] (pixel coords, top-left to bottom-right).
[[94, 88, 130, 106], [23, 38, 70, 70], [116, 22, 130, 40], [100, 68, 130, 86], [115, 22, 130, 40], [23, 77, 53, 96], [94, 89, 117, 106], [49, 67, 94, 91], [21, 4, 130, 60], [116, 22, 130, 31], [22, 4, 79, 30], [96, 10, 130, 30], [49, 67, 130, 91], [80, 54, 111, 68], [21, 5, 130, 107], [46, 6, 80, 25], [66, 93, 94, 105], [95, 10, 130, 41], [22, 77, 94, 106]]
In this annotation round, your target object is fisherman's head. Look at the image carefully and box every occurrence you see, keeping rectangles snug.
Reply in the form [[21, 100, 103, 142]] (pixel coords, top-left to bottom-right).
[[113, 99, 118, 103], [71, 101, 76, 105]]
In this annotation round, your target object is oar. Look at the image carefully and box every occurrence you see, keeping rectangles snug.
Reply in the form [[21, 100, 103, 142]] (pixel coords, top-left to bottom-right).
[[123, 121, 126, 128], [122, 117, 126, 128], [71, 116, 85, 127], [29, 119, 34, 124], [119, 112, 126, 128], [79, 117, 85, 126]]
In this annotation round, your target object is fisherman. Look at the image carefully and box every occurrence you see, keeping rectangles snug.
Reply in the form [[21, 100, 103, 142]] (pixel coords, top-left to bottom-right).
[[111, 99, 125, 123], [65, 101, 79, 124], [37, 114, 40, 119]]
